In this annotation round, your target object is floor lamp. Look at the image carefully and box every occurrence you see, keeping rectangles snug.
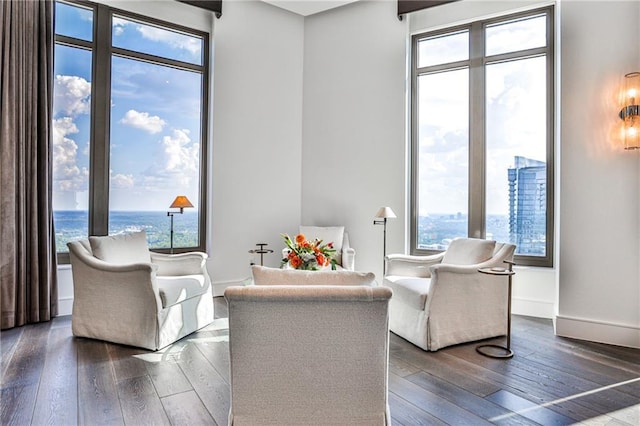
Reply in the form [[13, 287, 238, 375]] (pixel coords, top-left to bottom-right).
[[373, 206, 396, 275], [167, 195, 193, 254]]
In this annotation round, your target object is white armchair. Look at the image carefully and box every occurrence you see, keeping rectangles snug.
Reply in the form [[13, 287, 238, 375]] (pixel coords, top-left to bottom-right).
[[384, 238, 516, 351], [281, 225, 355, 270], [67, 231, 214, 350]]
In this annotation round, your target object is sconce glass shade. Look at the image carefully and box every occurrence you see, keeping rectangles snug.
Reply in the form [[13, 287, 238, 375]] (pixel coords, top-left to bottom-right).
[[170, 195, 194, 210], [374, 206, 397, 219], [620, 72, 640, 150]]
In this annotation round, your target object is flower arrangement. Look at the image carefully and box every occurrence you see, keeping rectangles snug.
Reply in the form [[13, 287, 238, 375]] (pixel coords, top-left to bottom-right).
[[281, 233, 337, 270]]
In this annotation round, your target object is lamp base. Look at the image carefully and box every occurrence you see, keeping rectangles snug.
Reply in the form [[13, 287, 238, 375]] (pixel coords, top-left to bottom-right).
[[476, 344, 513, 359]]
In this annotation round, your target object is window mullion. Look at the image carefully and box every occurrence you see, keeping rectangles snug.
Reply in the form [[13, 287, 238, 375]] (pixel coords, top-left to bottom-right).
[[468, 21, 485, 239], [88, 4, 112, 236]]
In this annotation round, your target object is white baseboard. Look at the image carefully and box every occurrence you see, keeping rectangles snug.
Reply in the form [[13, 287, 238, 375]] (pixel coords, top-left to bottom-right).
[[212, 277, 250, 297], [555, 315, 640, 349], [511, 296, 555, 319], [58, 296, 74, 317]]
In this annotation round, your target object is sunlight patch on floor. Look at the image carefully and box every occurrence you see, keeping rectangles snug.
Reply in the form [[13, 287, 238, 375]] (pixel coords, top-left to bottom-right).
[[490, 377, 640, 424], [573, 403, 640, 425]]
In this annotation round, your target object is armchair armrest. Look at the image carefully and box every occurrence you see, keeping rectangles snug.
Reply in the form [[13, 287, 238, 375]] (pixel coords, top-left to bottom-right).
[[68, 247, 164, 343], [150, 251, 208, 276], [342, 247, 355, 271], [385, 253, 445, 277], [282, 248, 291, 262]]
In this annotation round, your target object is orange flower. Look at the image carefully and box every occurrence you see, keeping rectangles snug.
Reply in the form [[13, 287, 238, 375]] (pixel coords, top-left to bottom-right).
[[295, 234, 306, 245], [290, 255, 302, 269], [315, 254, 326, 266]]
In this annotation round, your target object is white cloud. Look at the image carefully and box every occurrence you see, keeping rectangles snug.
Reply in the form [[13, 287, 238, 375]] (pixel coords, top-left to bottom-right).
[[111, 173, 135, 189], [161, 129, 199, 180], [137, 25, 201, 57], [52, 117, 88, 192], [120, 109, 166, 134], [111, 17, 201, 59], [142, 129, 199, 189], [53, 75, 91, 116]]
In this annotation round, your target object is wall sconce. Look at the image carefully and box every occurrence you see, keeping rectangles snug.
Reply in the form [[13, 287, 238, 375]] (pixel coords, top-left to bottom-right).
[[373, 206, 396, 275], [619, 72, 640, 150], [167, 195, 194, 253]]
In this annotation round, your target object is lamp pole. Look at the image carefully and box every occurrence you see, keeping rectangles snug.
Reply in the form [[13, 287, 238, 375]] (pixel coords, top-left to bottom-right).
[[167, 207, 184, 254], [373, 206, 396, 276], [376, 217, 387, 274]]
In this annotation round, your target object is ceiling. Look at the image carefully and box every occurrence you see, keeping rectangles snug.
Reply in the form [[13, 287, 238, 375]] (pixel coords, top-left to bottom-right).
[[260, 0, 361, 16]]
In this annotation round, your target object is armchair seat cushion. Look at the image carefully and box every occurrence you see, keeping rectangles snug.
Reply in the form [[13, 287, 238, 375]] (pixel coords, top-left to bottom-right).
[[157, 274, 209, 308], [385, 276, 431, 310]]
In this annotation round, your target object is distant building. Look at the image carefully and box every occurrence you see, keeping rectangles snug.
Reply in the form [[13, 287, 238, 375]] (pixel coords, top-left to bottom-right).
[[508, 156, 546, 255]]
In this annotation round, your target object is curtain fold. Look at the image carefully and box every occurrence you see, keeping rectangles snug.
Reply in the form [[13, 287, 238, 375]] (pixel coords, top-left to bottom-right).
[[1, 0, 58, 329]]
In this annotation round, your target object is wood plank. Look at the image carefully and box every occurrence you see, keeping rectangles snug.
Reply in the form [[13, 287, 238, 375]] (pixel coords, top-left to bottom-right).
[[77, 339, 124, 425], [161, 390, 217, 425], [0, 322, 50, 425], [0, 326, 23, 377], [32, 326, 78, 426], [173, 341, 230, 425], [145, 356, 193, 398], [388, 387, 449, 425], [190, 326, 230, 384], [439, 343, 602, 421], [389, 372, 494, 425], [486, 389, 576, 425], [214, 296, 228, 319], [107, 343, 151, 383], [2, 312, 639, 426], [445, 338, 640, 419], [407, 371, 541, 426], [390, 336, 502, 397], [117, 374, 170, 425], [389, 352, 422, 378]]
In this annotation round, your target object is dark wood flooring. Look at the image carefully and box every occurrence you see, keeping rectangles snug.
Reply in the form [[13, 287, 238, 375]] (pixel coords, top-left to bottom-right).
[[2, 297, 639, 425]]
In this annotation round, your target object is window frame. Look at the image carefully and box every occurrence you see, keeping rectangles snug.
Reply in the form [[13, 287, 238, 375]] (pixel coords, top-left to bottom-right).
[[54, 0, 210, 263], [409, 6, 555, 267]]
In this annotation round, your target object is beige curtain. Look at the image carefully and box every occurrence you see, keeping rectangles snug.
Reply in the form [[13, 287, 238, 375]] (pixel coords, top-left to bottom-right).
[[1, 0, 58, 329]]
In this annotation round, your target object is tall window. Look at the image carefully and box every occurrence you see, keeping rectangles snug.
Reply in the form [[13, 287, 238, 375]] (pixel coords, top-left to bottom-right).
[[411, 7, 554, 267], [53, 1, 209, 260]]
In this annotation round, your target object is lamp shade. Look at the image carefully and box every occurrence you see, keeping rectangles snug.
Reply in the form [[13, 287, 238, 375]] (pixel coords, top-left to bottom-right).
[[621, 72, 640, 150], [374, 206, 397, 219], [170, 195, 194, 209]]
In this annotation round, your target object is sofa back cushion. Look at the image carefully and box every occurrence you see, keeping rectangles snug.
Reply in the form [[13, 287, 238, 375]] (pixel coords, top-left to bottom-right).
[[252, 265, 376, 286], [299, 226, 344, 265], [89, 231, 151, 265], [442, 238, 496, 265]]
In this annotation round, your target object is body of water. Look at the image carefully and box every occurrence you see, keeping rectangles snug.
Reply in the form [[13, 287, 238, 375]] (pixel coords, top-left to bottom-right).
[[54, 210, 199, 252]]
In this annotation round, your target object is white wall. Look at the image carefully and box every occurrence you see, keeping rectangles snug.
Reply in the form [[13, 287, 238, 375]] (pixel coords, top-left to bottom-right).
[[555, 0, 640, 348], [301, 1, 407, 281], [208, 0, 304, 293]]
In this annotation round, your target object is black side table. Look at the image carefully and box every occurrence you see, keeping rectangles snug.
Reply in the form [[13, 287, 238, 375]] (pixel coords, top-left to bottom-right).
[[476, 260, 515, 359], [248, 243, 273, 266]]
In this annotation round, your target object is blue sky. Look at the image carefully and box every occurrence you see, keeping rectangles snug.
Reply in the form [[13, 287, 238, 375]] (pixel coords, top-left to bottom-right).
[[52, 1, 204, 212], [416, 15, 548, 216]]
